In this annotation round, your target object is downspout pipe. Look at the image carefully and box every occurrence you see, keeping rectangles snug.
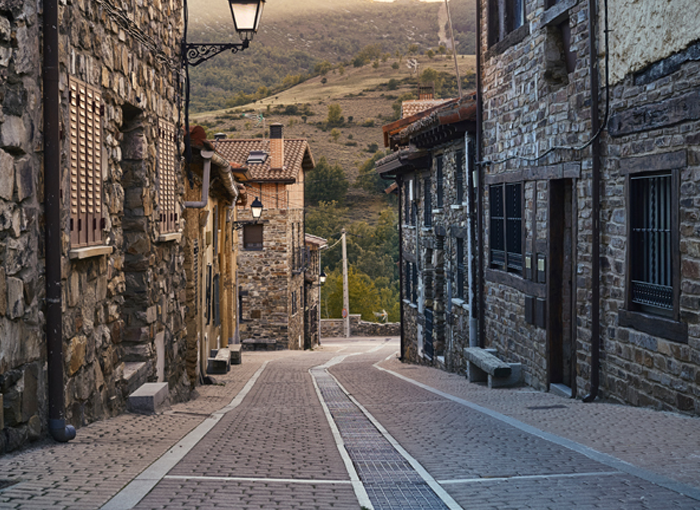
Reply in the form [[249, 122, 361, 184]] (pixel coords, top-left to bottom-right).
[[583, 0, 601, 402], [475, 0, 485, 349], [184, 150, 213, 208], [398, 176, 405, 361], [44, 0, 76, 442]]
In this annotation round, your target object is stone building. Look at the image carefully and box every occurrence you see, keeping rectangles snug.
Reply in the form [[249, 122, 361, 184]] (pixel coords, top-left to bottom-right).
[[304, 233, 327, 349], [476, 0, 700, 414], [376, 94, 477, 372], [215, 124, 316, 349], [379, 0, 700, 416], [183, 127, 248, 384], [0, 0, 192, 452]]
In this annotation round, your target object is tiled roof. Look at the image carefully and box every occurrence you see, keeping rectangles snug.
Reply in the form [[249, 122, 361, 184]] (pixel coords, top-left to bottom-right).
[[213, 138, 314, 183], [401, 99, 451, 118], [305, 233, 328, 248]]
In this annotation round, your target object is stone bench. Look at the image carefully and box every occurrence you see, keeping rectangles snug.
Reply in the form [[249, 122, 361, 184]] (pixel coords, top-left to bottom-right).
[[207, 348, 231, 375], [464, 347, 522, 389], [127, 382, 169, 414], [241, 338, 279, 351], [229, 343, 242, 365]]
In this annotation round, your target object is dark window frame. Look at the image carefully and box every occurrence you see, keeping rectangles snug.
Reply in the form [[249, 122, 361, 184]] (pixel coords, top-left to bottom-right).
[[455, 150, 464, 204], [424, 176, 432, 227], [456, 237, 465, 300], [243, 223, 263, 251], [488, 0, 525, 47], [436, 156, 444, 208], [489, 182, 523, 273]]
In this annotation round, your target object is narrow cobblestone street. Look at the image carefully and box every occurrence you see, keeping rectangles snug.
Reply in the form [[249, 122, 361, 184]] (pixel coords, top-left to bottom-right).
[[0, 337, 699, 509]]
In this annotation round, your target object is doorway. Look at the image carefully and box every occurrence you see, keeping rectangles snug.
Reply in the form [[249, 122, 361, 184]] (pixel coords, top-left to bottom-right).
[[548, 179, 575, 393]]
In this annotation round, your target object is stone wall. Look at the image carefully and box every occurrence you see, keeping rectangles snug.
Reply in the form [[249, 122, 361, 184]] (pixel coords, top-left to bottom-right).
[[238, 208, 305, 349], [321, 315, 400, 338], [0, 0, 189, 452], [596, 53, 700, 413], [479, 0, 594, 393]]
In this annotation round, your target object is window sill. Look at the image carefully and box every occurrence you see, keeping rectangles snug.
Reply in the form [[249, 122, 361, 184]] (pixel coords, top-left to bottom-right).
[[421, 227, 433, 232], [451, 298, 465, 307], [158, 232, 182, 243], [69, 245, 113, 260], [450, 204, 462, 210], [619, 309, 688, 344], [432, 208, 443, 214], [486, 24, 529, 60]]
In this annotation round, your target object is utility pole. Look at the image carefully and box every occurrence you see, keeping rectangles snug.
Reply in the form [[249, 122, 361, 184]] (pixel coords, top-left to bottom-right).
[[341, 228, 350, 338]]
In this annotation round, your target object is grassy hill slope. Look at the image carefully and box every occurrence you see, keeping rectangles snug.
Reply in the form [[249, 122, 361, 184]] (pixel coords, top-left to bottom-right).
[[186, 0, 476, 112]]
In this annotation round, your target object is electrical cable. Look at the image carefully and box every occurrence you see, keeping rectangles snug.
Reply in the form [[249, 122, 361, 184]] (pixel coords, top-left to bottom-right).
[[476, 1, 610, 168]]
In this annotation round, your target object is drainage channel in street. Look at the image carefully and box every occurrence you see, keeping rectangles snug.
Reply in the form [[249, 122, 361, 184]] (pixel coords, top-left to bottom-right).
[[311, 354, 460, 510]]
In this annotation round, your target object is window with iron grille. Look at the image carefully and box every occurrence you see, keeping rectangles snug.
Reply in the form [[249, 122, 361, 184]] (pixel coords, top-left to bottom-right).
[[456, 237, 465, 299], [69, 78, 104, 247], [630, 173, 674, 314], [490, 182, 523, 272], [436, 156, 444, 208], [424, 176, 432, 227], [488, 0, 525, 46], [157, 119, 178, 234], [455, 150, 464, 204]]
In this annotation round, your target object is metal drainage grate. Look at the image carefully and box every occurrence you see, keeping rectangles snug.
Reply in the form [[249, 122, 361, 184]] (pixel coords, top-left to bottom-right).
[[526, 405, 568, 410], [0, 479, 20, 491]]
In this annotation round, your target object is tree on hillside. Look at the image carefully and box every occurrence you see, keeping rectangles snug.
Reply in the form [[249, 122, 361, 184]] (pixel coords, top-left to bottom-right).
[[305, 157, 349, 206], [322, 267, 381, 321], [327, 104, 344, 126], [305, 201, 347, 241], [356, 151, 388, 195]]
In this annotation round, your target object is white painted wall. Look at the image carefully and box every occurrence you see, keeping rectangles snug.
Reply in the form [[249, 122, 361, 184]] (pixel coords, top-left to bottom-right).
[[603, 0, 700, 84]]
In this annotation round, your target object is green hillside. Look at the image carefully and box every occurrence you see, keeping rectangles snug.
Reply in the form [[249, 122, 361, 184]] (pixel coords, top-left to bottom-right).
[[186, 0, 476, 112]]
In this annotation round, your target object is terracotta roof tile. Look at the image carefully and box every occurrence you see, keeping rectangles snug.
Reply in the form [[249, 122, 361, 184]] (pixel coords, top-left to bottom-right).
[[213, 138, 314, 183], [402, 99, 451, 118]]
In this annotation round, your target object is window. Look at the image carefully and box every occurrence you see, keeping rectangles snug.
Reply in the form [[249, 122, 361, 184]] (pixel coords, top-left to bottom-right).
[[206, 264, 212, 325], [455, 150, 464, 204], [629, 173, 674, 315], [424, 176, 432, 227], [436, 156, 444, 208], [412, 262, 418, 303], [292, 290, 297, 315], [490, 183, 523, 272], [213, 274, 221, 326], [456, 237, 465, 299], [405, 261, 412, 301], [488, 0, 525, 47], [243, 224, 263, 250], [69, 78, 104, 247], [157, 119, 178, 234]]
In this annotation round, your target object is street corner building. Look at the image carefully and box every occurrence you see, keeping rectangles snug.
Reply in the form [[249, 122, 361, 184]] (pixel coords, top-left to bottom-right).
[[215, 124, 318, 350], [0, 0, 199, 452], [378, 0, 700, 416]]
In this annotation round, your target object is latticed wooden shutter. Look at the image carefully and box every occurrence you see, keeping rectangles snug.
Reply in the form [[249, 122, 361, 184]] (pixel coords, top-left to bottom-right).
[[69, 78, 103, 247], [158, 119, 178, 233]]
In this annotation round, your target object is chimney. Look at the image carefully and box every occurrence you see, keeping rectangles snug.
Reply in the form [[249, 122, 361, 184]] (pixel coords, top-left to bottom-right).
[[419, 83, 435, 100], [270, 123, 284, 170]]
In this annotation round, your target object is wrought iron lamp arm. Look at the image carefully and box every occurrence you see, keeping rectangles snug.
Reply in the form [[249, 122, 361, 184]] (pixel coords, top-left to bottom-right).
[[182, 40, 250, 67]]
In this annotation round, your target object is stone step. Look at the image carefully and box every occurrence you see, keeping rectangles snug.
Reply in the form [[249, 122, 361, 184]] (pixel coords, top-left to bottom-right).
[[127, 382, 169, 415], [229, 344, 242, 365], [207, 348, 231, 375]]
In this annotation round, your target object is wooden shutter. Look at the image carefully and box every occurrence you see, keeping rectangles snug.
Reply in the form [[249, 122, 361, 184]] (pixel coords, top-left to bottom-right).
[[158, 119, 178, 234], [69, 78, 103, 247]]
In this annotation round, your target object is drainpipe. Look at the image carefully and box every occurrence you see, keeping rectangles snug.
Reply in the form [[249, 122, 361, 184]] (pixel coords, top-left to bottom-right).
[[465, 134, 477, 347], [583, 0, 601, 402], [398, 176, 405, 361], [44, 0, 76, 442], [184, 151, 212, 208], [475, 0, 485, 349]]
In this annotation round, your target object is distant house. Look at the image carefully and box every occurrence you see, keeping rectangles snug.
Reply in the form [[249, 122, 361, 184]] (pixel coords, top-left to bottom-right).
[[183, 127, 249, 384], [215, 124, 317, 349]]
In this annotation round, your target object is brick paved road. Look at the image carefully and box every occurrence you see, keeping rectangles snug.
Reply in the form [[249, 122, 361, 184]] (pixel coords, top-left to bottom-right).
[[0, 337, 698, 509]]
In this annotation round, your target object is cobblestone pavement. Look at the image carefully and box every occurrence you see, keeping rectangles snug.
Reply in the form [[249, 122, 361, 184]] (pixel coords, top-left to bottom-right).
[[0, 337, 698, 509]]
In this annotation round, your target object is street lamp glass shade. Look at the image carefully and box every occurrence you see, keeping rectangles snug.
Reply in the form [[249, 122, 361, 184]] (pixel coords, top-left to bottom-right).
[[229, 0, 265, 41], [250, 197, 263, 219], [319, 270, 327, 284]]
